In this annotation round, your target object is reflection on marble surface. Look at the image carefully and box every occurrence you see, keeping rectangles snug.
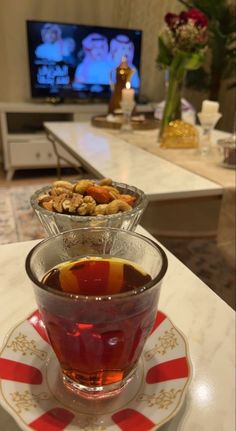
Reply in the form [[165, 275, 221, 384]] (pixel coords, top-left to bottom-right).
[[44, 122, 222, 201], [192, 381, 214, 406]]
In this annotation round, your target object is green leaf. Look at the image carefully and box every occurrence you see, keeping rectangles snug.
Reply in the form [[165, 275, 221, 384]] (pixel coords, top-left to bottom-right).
[[185, 52, 205, 70], [157, 36, 173, 67], [169, 51, 205, 78]]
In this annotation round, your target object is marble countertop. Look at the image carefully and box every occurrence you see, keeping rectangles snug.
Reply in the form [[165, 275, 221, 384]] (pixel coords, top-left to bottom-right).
[[0, 226, 234, 431], [44, 122, 222, 201]]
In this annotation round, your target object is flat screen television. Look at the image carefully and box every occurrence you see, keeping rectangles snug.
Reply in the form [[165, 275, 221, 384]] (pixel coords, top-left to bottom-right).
[[26, 20, 142, 102]]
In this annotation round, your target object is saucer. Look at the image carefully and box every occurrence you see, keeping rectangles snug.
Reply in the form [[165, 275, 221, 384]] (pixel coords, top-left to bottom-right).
[[0, 310, 192, 430]]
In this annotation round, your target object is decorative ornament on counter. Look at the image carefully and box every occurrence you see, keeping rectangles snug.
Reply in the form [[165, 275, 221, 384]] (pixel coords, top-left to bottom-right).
[[198, 99, 222, 156], [160, 119, 199, 149], [108, 56, 134, 114]]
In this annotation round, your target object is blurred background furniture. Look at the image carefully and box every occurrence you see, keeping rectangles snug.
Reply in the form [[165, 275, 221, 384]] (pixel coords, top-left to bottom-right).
[[0, 102, 107, 180]]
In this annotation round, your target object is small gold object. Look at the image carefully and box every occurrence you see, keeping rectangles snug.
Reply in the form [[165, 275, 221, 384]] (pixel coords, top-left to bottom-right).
[[160, 120, 199, 149], [108, 57, 134, 114]]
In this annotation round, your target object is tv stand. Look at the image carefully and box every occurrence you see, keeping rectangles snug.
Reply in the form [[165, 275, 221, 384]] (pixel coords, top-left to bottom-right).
[[0, 101, 107, 180]]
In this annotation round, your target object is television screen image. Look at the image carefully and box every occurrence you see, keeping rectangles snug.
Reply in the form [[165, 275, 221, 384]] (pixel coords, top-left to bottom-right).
[[26, 20, 142, 101]]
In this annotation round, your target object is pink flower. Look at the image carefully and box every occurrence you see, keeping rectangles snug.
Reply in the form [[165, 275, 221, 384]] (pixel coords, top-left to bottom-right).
[[186, 8, 208, 28], [179, 11, 188, 24], [165, 13, 180, 29], [158, 8, 208, 70], [166, 8, 208, 31]]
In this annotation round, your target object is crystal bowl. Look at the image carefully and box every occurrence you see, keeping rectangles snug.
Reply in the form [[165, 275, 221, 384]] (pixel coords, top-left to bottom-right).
[[30, 180, 148, 236]]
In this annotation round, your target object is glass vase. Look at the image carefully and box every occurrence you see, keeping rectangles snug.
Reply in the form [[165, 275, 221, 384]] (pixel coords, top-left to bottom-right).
[[158, 69, 184, 141]]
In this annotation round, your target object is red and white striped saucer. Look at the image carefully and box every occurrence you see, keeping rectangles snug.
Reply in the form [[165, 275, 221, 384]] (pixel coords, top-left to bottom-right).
[[0, 310, 192, 431]]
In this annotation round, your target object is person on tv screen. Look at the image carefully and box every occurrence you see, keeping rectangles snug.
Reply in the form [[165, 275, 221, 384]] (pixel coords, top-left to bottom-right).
[[73, 33, 111, 88], [61, 37, 76, 65], [109, 34, 140, 89], [35, 23, 76, 64], [35, 23, 64, 62]]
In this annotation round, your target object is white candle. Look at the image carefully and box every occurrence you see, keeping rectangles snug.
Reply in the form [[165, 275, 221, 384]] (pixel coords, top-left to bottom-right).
[[202, 100, 219, 114], [121, 82, 135, 104]]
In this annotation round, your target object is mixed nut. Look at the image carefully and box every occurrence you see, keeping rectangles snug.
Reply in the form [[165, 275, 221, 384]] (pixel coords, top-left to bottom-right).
[[37, 178, 137, 216]]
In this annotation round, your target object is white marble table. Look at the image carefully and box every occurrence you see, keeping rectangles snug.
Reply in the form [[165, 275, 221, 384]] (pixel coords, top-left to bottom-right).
[[44, 122, 222, 202], [0, 226, 235, 431]]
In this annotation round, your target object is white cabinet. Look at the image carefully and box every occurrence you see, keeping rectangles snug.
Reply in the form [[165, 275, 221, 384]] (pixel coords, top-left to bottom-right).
[[9, 138, 57, 167], [0, 102, 107, 180]]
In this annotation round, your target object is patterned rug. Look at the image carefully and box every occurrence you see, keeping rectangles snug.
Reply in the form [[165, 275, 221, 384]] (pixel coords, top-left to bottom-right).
[[159, 237, 235, 310], [0, 185, 46, 244], [0, 184, 235, 309]]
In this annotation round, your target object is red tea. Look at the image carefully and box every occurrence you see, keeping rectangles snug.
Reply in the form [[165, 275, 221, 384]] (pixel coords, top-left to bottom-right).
[[41, 257, 154, 388]]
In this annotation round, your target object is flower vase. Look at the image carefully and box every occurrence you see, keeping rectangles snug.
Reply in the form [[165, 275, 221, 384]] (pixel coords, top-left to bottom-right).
[[159, 69, 184, 142], [156, 7, 209, 148]]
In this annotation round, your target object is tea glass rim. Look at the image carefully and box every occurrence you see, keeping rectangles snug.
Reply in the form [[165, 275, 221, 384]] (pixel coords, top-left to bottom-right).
[[30, 180, 148, 222], [25, 226, 168, 302]]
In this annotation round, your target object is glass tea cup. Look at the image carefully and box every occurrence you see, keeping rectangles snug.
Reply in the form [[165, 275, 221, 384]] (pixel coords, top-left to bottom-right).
[[25, 227, 168, 400]]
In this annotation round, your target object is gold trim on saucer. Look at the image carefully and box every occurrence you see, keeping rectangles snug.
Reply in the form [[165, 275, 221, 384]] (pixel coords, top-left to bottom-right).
[[138, 388, 182, 409], [10, 390, 49, 414], [144, 327, 179, 360], [7, 332, 47, 361]]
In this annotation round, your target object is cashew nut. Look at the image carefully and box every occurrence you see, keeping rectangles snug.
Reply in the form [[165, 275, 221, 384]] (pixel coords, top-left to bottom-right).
[[94, 204, 108, 215], [52, 180, 74, 191], [105, 199, 132, 215], [73, 179, 94, 194], [98, 178, 113, 186]]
